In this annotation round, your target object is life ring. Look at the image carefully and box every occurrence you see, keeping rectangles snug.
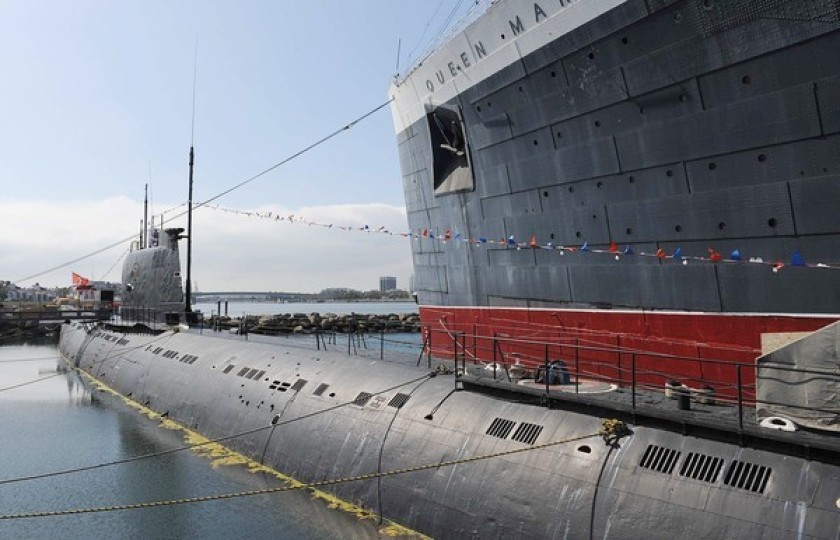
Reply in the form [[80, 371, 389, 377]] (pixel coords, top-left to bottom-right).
[[759, 416, 797, 432]]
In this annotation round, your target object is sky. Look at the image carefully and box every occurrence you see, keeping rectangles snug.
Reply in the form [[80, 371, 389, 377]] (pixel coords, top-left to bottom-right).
[[0, 0, 485, 293]]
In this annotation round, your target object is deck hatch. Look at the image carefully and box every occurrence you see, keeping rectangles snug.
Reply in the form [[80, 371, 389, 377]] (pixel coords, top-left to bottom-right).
[[511, 422, 543, 445], [387, 393, 411, 409], [639, 445, 681, 474], [486, 418, 516, 440], [679, 452, 724, 483], [313, 383, 329, 396], [353, 392, 373, 407], [724, 460, 770, 494], [290, 379, 308, 392]]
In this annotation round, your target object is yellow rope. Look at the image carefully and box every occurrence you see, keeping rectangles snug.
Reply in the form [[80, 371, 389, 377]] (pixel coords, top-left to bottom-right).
[[0, 421, 627, 520]]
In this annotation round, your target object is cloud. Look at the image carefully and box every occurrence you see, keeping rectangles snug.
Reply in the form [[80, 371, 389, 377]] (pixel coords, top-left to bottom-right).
[[3, 198, 413, 293]]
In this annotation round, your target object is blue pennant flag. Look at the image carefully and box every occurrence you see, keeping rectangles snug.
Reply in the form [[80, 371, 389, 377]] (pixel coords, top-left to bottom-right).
[[791, 251, 805, 266], [730, 249, 742, 261], [673, 247, 682, 261], [623, 245, 634, 255], [479, 237, 487, 243], [507, 235, 516, 246], [580, 242, 589, 252]]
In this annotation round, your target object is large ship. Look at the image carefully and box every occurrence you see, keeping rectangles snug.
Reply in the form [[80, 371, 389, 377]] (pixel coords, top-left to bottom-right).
[[388, 0, 840, 380], [54, 1, 840, 537]]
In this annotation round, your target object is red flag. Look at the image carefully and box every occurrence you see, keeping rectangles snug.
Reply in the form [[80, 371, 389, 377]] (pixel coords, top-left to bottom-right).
[[708, 248, 722, 262], [529, 234, 537, 248], [655, 248, 666, 259], [72, 272, 89, 286], [608, 241, 619, 253], [444, 229, 452, 240]]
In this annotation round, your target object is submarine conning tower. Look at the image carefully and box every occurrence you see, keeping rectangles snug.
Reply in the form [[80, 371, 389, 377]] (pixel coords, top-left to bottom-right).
[[119, 227, 185, 325]]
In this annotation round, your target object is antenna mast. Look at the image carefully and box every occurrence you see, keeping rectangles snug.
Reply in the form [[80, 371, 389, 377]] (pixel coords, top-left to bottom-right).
[[185, 37, 198, 318], [143, 183, 148, 249]]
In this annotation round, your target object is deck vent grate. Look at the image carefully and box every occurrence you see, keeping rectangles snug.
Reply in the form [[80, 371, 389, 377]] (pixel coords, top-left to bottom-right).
[[511, 422, 543, 445], [387, 393, 411, 409], [254, 370, 266, 381], [313, 383, 329, 396], [639, 445, 681, 474], [223, 365, 236, 374], [237, 367, 250, 377], [486, 418, 516, 440], [269, 380, 281, 390], [290, 379, 308, 392], [679, 452, 724, 483], [724, 460, 770, 494], [277, 382, 291, 392], [245, 368, 259, 380], [353, 392, 374, 407]]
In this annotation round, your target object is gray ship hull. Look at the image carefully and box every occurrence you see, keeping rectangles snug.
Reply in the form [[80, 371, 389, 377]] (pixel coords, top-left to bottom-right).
[[390, 0, 840, 316], [59, 322, 840, 538]]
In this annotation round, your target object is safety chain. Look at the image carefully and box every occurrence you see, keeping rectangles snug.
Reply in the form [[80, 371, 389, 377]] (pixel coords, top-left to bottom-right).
[[0, 421, 628, 520]]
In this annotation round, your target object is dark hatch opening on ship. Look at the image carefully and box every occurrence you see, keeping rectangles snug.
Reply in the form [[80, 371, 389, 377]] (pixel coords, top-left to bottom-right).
[[428, 106, 473, 195]]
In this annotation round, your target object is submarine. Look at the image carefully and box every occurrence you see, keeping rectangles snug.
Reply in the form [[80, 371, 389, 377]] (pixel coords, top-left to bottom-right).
[[57, 227, 840, 538]]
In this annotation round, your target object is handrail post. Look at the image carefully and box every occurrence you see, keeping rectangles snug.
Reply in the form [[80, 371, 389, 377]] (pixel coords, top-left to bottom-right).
[[631, 353, 637, 411], [492, 333, 498, 380], [461, 332, 467, 379], [737, 364, 744, 433], [616, 334, 622, 387], [380, 327, 384, 360], [544, 342, 550, 396], [574, 338, 580, 394], [427, 328, 432, 369]]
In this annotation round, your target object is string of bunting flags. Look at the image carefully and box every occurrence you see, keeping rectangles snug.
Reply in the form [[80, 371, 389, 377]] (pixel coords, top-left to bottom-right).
[[202, 204, 839, 272]]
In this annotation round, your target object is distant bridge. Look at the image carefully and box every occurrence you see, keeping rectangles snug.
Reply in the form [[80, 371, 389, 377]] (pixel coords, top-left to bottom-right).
[[192, 291, 319, 303]]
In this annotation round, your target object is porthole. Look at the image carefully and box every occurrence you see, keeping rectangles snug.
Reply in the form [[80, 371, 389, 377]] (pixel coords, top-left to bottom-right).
[[768, 218, 777, 228], [575, 231, 581, 238], [757, 153, 766, 162], [556, 131, 563, 139], [679, 94, 688, 102], [718, 222, 726, 230], [674, 11, 683, 22], [594, 120, 601, 127], [592, 214, 598, 220], [708, 162, 717, 170], [518, 86, 524, 92], [550, 233, 555, 239], [577, 445, 592, 453], [477, 105, 482, 113], [626, 227, 633, 235], [568, 186, 574, 193], [550, 71, 556, 78], [639, 106, 645, 114], [628, 176, 635, 184], [588, 52, 595, 60], [596, 181, 603, 188], [533, 140, 539, 146], [675, 224, 683, 232], [543, 191, 549, 197], [666, 169, 674, 177], [742, 75, 751, 85], [621, 37, 628, 44]]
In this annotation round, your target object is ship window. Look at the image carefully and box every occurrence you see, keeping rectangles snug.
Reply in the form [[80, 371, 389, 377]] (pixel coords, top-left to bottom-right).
[[427, 106, 473, 195]]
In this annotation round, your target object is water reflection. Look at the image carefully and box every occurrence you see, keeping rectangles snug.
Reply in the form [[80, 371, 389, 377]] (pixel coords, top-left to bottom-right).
[[0, 340, 382, 539]]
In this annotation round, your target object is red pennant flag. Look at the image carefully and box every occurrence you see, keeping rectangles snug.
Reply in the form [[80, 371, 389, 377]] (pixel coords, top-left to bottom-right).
[[72, 272, 89, 286], [608, 241, 619, 253], [529, 234, 537, 248], [708, 248, 722, 262], [444, 229, 452, 240], [422, 229, 429, 237], [655, 248, 666, 259]]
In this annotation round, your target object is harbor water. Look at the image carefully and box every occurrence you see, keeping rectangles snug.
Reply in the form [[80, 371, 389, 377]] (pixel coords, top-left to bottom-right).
[[0, 338, 397, 539], [193, 300, 418, 318]]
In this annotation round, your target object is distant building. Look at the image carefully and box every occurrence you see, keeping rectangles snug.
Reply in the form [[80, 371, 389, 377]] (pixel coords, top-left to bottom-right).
[[379, 276, 397, 292]]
